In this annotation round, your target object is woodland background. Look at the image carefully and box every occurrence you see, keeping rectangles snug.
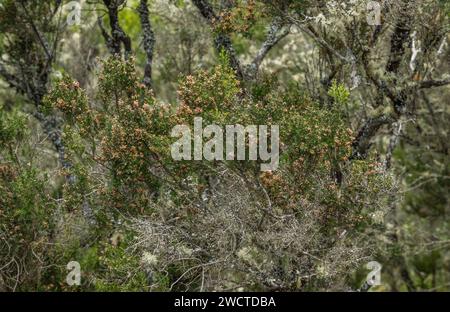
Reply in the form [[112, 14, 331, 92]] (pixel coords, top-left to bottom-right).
[[0, 0, 449, 291]]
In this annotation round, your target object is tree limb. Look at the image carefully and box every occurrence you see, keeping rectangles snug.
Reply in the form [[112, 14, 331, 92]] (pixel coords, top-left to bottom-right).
[[102, 0, 132, 59], [285, 14, 350, 63], [246, 17, 290, 80], [351, 114, 396, 160], [192, 0, 244, 80], [385, 1, 413, 74], [417, 78, 450, 89], [19, 1, 53, 62], [138, 0, 156, 88]]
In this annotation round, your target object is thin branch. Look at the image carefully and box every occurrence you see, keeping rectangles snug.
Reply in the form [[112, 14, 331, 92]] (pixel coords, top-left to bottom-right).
[[418, 78, 450, 89], [19, 1, 53, 61], [97, 16, 115, 54], [285, 14, 349, 63], [246, 17, 290, 80], [384, 121, 403, 169]]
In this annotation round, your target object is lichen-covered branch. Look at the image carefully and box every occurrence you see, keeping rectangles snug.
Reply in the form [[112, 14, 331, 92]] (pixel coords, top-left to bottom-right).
[[138, 0, 156, 88], [192, 0, 244, 80], [102, 0, 132, 59]]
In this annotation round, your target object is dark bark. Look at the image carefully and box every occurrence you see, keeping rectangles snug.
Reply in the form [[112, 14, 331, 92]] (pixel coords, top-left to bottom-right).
[[418, 79, 450, 89], [33, 111, 72, 177], [192, 0, 245, 80], [138, 0, 156, 88], [102, 0, 132, 59], [351, 115, 395, 160], [1, 2, 67, 173], [385, 3, 412, 74]]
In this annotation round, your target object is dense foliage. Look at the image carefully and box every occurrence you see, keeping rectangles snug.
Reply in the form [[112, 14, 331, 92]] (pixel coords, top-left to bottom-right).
[[0, 0, 448, 291]]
